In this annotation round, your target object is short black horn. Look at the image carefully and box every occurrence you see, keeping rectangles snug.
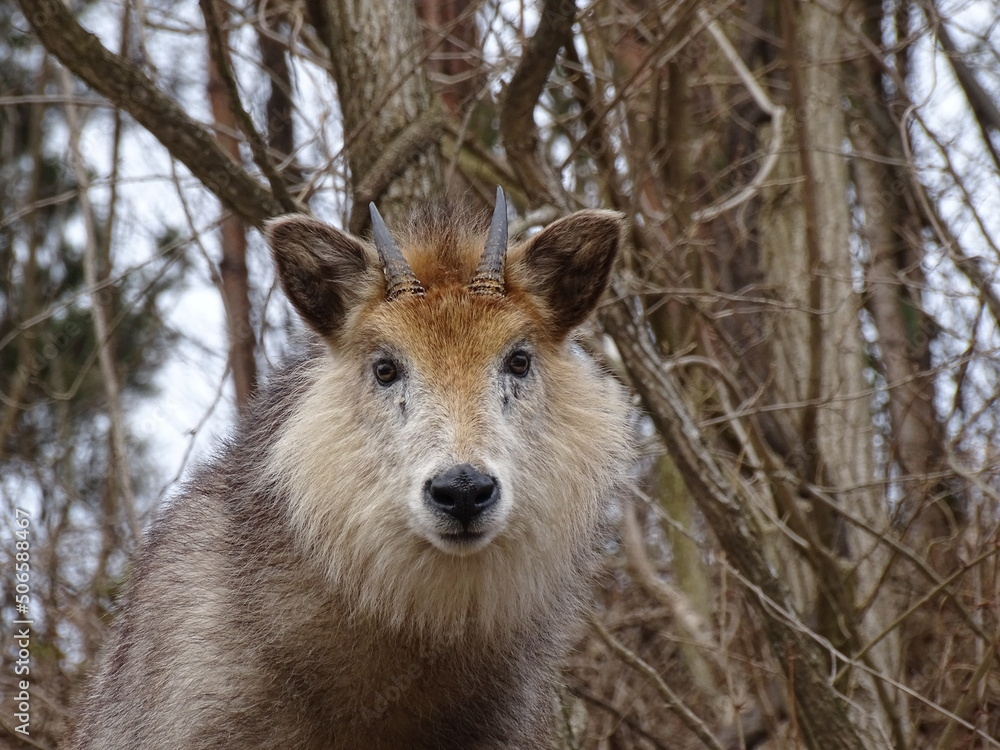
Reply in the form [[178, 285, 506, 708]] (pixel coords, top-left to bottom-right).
[[369, 202, 425, 301], [469, 186, 507, 297]]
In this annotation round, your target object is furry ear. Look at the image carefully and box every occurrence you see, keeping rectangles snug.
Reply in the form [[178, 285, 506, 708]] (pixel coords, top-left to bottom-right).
[[265, 215, 377, 340], [511, 210, 625, 334]]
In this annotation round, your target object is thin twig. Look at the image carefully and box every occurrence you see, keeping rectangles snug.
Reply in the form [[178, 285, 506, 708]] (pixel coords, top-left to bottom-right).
[[693, 10, 786, 222], [60, 68, 139, 545], [499, 0, 574, 209], [22, 0, 282, 226], [590, 613, 728, 750], [933, 635, 1000, 750], [569, 686, 674, 750], [720, 560, 1000, 748], [199, 0, 303, 214]]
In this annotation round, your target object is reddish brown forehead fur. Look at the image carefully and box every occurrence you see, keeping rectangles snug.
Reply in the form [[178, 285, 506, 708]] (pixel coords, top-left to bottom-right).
[[352, 218, 549, 372], [389, 207, 499, 292]]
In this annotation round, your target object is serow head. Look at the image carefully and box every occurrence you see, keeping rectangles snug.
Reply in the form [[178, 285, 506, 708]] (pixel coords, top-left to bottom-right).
[[265, 188, 626, 558]]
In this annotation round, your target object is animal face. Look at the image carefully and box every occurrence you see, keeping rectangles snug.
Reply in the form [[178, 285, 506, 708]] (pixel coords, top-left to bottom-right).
[[263, 193, 632, 632], [354, 289, 544, 556]]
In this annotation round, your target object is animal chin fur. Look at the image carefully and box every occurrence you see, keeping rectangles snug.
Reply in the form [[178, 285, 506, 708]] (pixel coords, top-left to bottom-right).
[[266, 345, 632, 639]]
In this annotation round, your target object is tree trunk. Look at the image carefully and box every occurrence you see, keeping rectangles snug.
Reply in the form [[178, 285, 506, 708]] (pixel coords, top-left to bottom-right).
[[307, 0, 445, 227], [206, 0, 257, 412], [758, 0, 905, 743]]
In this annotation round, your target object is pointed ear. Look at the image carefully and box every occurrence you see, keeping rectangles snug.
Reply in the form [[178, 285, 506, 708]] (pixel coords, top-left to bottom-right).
[[510, 210, 625, 334], [265, 215, 378, 340]]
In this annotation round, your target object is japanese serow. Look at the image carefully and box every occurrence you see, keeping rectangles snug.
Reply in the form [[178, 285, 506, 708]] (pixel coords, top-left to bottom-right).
[[65, 190, 633, 749]]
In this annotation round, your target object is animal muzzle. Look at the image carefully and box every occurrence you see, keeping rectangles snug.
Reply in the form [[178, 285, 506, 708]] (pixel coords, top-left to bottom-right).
[[424, 463, 499, 528]]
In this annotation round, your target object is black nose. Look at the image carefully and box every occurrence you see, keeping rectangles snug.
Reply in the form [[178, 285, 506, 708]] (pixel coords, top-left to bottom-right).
[[426, 464, 499, 526]]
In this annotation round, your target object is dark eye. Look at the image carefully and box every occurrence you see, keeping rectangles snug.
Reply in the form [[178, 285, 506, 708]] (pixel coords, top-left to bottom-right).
[[507, 350, 531, 377], [373, 359, 398, 385]]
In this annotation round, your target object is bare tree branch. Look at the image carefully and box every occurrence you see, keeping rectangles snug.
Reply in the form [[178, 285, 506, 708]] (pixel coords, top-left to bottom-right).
[[204, 0, 258, 411], [59, 68, 139, 543], [590, 613, 728, 750], [199, 0, 302, 214], [347, 105, 447, 233], [692, 9, 786, 223], [600, 288, 866, 750], [20, 0, 284, 227], [920, 0, 1000, 173], [499, 0, 575, 209]]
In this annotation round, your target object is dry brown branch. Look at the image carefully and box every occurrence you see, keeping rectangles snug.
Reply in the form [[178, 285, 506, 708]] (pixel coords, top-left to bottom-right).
[[347, 104, 447, 233], [20, 0, 283, 227], [934, 637, 999, 750], [59, 68, 139, 544], [601, 286, 866, 750], [499, 0, 574, 209], [800, 482, 990, 645], [621, 502, 722, 693], [692, 9, 786, 223], [199, 0, 302, 214], [919, 0, 1000, 172], [589, 613, 727, 750], [569, 686, 674, 750], [718, 551, 1000, 747], [203, 0, 258, 412]]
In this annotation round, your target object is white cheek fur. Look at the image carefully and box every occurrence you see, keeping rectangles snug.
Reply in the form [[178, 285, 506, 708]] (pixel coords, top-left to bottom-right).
[[265, 349, 632, 637]]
